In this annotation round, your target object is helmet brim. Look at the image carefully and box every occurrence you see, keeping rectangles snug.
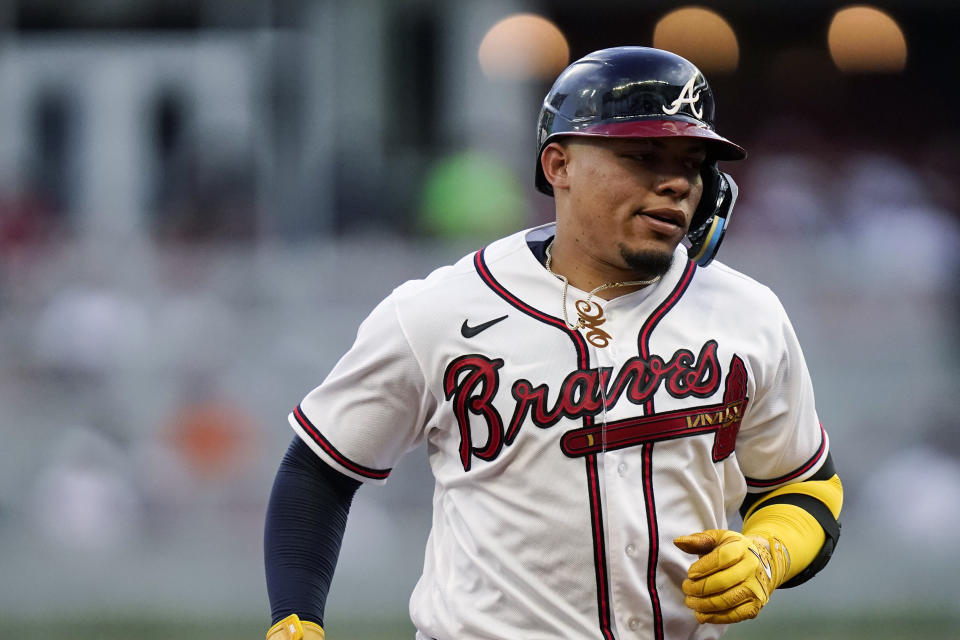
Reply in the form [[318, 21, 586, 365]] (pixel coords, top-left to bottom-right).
[[563, 120, 747, 161]]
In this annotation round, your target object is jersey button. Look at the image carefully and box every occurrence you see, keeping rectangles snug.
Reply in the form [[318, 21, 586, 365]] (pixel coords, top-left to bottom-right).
[[628, 617, 640, 631], [617, 463, 627, 476], [625, 543, 637, 557]]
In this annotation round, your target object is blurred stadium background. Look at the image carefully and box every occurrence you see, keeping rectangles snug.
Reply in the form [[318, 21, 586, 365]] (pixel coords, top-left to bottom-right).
[[1, 1, 958, 638]]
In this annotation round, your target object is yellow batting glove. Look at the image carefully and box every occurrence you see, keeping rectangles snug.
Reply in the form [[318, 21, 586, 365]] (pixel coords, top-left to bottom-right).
[[674, 529, 790, 624], [266, 614, 325, 640]]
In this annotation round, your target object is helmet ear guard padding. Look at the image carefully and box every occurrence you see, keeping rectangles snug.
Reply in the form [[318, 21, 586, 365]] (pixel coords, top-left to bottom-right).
[[686, 168, 738, 267]]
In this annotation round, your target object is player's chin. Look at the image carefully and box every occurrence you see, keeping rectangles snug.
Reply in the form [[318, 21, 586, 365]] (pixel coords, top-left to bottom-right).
[[619, 244, 675, 279]]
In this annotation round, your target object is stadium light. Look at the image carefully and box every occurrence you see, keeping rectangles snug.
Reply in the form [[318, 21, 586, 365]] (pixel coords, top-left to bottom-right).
[[828, 6, 907, 73], [652, 7, 739, 73], [478, 13, 570, 81]]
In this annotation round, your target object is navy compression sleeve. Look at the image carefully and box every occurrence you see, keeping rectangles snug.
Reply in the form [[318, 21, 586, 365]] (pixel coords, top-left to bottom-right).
[[264, 436, 361, 626]]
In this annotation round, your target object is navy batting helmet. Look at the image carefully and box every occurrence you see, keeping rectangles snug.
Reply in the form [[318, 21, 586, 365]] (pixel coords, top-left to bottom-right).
[[535, 47, 746, 266]]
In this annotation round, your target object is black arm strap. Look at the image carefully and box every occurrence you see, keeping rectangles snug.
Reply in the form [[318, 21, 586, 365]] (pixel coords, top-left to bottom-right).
[[264, 436, 361, 626], [739, 453, 836, 518], [739, 453, 841, 588]]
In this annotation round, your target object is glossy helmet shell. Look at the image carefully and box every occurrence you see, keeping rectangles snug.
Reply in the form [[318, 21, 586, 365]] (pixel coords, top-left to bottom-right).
[[534, 46, 746, 196]]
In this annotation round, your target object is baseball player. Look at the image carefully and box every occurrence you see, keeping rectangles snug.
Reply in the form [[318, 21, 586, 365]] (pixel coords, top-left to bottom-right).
[[264, 46, 842, 640]]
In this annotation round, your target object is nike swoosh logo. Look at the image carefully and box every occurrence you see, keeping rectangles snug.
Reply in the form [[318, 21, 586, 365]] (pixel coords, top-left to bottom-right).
[[461, 315, 508, 338], [748, 547, 773, 581]]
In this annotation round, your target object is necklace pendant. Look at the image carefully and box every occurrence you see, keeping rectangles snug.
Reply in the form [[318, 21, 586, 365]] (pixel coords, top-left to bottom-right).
[[545, 240, 659, 345], [574, 298, 613, 348]]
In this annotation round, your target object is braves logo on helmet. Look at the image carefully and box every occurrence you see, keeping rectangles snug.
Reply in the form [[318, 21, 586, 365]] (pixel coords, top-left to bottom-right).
[[662, 73, 704, 119]]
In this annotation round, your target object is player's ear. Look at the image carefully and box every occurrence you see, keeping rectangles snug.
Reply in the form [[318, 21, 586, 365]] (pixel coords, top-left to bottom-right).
[[540, 142, 571, 191]]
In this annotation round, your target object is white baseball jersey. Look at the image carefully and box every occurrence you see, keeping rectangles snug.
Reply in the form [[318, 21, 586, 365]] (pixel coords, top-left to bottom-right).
[[290, 223, 829, 640]]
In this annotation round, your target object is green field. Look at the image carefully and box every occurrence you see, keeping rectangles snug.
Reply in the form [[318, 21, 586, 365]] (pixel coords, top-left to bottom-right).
[[2, 611, 957, 639]]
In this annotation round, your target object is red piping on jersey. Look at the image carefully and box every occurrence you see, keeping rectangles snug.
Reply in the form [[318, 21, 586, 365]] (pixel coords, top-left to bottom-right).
[[472, 248, 586, 361], [638, 260, 698, 415], [293, 404, 392, 480], [745, 422, 828, 488], [587, 454, 616, 640], [635, 258, 697, 640], [474, 247, 614, 639], [642, 443, 664, 637]]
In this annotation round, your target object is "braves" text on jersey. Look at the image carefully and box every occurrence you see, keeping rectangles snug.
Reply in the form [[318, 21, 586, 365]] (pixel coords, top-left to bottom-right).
[[443, 340, 723, 470]]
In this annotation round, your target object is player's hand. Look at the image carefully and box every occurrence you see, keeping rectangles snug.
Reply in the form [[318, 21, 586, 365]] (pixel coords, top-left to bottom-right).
[[266, 614, 325, 640], [673, 529, 789, 624]]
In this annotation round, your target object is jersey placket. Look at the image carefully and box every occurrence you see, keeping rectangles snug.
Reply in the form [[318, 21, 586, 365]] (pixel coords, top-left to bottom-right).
[[590, 304, 657, 639]]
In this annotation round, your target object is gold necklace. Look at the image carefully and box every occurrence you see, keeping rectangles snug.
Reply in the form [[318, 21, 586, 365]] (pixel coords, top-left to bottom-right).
[[544, 241, 661, 347]]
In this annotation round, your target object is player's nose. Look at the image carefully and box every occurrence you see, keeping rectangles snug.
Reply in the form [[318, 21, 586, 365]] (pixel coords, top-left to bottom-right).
[[653, 170, 693, 200]]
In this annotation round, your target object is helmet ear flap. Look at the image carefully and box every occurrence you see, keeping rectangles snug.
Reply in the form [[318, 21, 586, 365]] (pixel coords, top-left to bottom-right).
[[687, 167, 738, 267]]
